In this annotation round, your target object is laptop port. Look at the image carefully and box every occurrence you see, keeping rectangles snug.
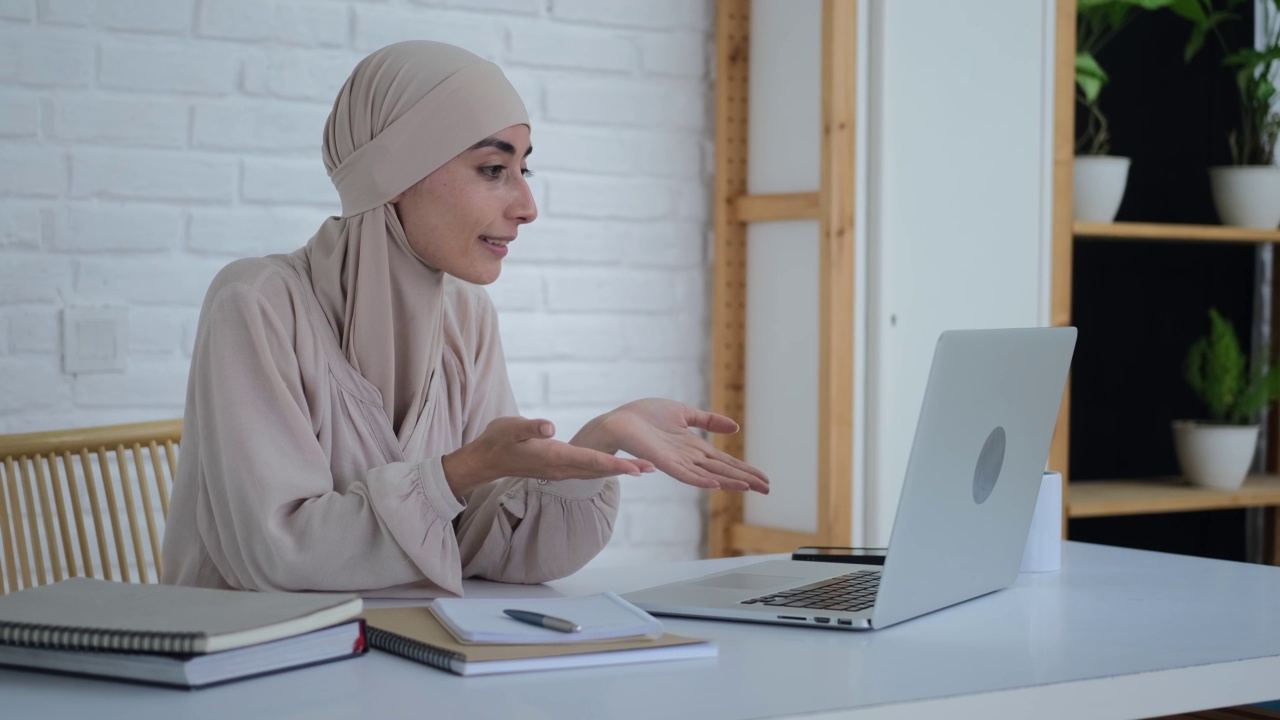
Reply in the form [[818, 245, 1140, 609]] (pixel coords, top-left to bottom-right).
[[837, 618, 853, 626], [815, 617, 831, 624], [777, 616, 806, 621]]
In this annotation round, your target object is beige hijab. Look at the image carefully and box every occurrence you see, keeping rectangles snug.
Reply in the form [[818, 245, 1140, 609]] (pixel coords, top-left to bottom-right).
[[306, 41, 529, 445]]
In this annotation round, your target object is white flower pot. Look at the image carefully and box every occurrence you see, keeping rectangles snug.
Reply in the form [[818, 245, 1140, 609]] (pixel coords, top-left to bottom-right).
[[1073, 155, 1131, 223], [1209, 165, 1280, 229], [1171, 421, 1259, 491]]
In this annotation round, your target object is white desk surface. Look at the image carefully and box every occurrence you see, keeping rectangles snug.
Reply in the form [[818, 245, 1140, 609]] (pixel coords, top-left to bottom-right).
[[5, 541, 1280, 720]]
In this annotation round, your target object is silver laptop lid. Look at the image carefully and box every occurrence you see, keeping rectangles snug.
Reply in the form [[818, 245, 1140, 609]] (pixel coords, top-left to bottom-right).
[[870, 327, 1076, 629]]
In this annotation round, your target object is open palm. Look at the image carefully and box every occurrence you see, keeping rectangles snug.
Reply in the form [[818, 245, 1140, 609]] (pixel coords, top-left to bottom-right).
[[593, 399, 769, 493]]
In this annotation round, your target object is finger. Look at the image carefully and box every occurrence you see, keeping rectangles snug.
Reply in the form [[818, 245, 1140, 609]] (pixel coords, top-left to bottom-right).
[[685, 408, 740, 435], [708, 449, 770, 487], [510, 417, 555, 441], [696, 457, 769, 494], [654, 461, 724, 490], [554, 444, 648, 478]]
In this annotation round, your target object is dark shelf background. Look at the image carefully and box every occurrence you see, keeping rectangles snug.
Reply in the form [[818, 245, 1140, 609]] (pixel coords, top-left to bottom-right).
[[1067, 7, 1258, 563]]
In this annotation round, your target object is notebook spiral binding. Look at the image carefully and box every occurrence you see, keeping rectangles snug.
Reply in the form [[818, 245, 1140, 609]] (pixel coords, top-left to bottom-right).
[[366, 626, 463, 670], [0, 622, 201, 654]]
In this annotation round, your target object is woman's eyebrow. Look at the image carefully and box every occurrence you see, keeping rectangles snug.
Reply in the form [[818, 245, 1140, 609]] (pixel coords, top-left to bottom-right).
[[469, 137, 533, 157]]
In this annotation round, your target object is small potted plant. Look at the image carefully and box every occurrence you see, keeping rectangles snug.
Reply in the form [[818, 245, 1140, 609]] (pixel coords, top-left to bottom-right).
[[1175, 307, 1280, 490], [1075, 0, 1175, 222], [1176, 0, 1280, 228]]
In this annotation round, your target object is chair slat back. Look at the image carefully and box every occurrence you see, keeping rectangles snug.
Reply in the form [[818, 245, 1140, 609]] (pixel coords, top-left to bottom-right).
[[0, 420, 182, 594]]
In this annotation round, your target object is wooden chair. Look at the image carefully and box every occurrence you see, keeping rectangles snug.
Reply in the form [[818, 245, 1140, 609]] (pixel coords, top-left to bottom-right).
[[0, 420, 182, 594]]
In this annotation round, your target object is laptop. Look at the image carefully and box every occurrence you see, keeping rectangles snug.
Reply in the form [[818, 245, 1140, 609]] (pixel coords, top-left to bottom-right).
[[624, 327, 1077, 630]]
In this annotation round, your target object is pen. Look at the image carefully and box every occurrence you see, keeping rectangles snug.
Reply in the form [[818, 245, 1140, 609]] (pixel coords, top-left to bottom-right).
[[503, 608, 582, 633]]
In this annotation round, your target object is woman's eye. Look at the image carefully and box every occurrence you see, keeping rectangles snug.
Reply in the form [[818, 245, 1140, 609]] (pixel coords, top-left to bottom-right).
[[522, 168, 535, 179], [481, 166, 503, 178]]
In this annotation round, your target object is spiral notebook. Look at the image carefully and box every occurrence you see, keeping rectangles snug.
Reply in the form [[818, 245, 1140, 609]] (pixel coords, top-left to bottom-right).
[[364, 606, 716, 677], [0, 577, 363, 654]]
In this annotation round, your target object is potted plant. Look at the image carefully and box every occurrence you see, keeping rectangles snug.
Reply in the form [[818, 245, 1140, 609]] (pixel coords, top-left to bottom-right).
[[1174, 307, 1280, 489], [1176, 0, 1280, 228], [1075, 0, 1175, 222]]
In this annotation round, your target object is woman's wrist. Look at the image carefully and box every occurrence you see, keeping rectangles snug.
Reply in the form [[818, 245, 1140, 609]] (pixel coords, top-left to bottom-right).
[[570, 412, 620, 455], [441, 444, 491, 500]]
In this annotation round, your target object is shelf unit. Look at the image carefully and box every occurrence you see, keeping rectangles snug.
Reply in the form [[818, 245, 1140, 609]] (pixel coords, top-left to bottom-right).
[[1052, 0, 1280, 563]]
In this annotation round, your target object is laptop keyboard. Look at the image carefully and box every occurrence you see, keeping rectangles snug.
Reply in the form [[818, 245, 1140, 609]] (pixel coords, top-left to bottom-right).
[[740, 570, 881, 612]]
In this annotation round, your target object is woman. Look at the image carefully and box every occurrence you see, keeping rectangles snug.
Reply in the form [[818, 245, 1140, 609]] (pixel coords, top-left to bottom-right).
[[161, 41, 768, 598]]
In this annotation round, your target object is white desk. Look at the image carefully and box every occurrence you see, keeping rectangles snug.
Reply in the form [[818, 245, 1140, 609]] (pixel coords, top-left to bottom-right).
[[4, 542, 1280, 720]]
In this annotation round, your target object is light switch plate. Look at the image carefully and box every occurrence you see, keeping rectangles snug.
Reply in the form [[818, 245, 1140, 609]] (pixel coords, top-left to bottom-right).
[[62, 306, 128, 374]]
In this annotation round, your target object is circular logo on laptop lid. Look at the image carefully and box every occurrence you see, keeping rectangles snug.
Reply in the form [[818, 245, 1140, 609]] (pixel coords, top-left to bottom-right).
[[972, 426, 1006, 504]]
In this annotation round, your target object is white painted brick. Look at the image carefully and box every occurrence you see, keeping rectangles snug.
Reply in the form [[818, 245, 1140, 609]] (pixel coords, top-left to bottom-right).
[[0, 201, 45, 248], [51, 96, 188, 147], [0, 256, 73, 303], [639, 33, 707, 78], [625, 496, 701, 544], [352, 6, 502, 58], [545, 77, 706, 129], [128, 307, 186, 355], [71, 150, 237, 202], [36, 0, 89, 25], [77, 257, 225, 307], [0, 356, 71, 413], [486, 267, 544, 311], [241, 158, 339, 208], [0, 407, 180, 434], [242, 50, 356, 103], [0, 93, 38, 136], [499, 313, 623, 360], [550, 0, 706, 30], [197, 1, 347, 47], [547, 175, 672, 220], [0, 0, 34, 21], [546, 361, 687, 405], [0, 315, 7, 355], [182, 313, 198, 356], [0, 28, 94, 87], [73, 358, 189, 407], [97, 0, 195, 35], [507, 23, 633, 72], [618, 470, 704, 503], [534, 126, 701, 178], [425, 0, 542, 14], [99, 42, 236, 96], [49, 203, 183, 253], [504, 362, 545, 406], [545, 268, 680, 312], [188, 206, 322, 256], [193, 102, 328, 153], [0, 146, 65, 197], [502, 69, 541, 119], [617, 221, 705, 267], [621, 315, 703, 360], [673, 180, 710, 220], [8, 306, 58, 353], [508, 218, 624, 264]]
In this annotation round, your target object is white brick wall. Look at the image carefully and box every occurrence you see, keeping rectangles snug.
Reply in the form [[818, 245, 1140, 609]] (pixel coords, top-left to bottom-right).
[[0, 0, 716, 569]]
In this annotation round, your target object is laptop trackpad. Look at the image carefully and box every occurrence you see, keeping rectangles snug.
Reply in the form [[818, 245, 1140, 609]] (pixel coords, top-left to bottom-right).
[[689, 573, 794, 591]]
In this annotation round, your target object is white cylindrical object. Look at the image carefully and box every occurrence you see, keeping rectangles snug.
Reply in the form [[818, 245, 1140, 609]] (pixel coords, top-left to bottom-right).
[[1073, 156, 1131, 222], [1020, 471, 1062, 573]]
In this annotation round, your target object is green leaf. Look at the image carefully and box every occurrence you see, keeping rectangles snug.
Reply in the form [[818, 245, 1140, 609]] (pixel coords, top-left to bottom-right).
[[1076, 52, 1109, 104], [1168, 0, 1209, 23]]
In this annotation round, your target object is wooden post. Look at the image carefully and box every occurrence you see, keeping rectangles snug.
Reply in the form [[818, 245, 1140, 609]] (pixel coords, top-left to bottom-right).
[[1051, 0, 1077, 535]]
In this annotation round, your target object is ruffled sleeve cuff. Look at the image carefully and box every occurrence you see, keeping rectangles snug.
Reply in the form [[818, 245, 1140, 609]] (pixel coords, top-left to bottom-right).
[[365, 458, 467, 596]]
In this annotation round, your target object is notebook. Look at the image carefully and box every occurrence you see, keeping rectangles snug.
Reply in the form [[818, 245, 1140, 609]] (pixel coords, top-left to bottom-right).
[[363, 606, 716, 677], [0, 577, 363, 654], [430, 592, 663, 644], [0, 621, 367, 689]]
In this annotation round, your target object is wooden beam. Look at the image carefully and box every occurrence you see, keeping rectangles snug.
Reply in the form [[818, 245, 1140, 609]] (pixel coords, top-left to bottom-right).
[[1074, 221, 1280, 243], [815, 0, 856, 547], [729, 524, 820, 556], [1050, 0, 1077, 537], [730, 192, 820, 223], [707, 0, 751, 559], [1068, 476, 1280, 518]]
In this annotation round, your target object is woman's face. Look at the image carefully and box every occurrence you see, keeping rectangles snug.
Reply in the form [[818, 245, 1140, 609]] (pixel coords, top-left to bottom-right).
[[392, 124, 537, 285]]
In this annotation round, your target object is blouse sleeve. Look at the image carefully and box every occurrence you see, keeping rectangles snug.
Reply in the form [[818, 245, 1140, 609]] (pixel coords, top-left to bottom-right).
[[448, 292, 620, 584], [181, 274, 468, 595]]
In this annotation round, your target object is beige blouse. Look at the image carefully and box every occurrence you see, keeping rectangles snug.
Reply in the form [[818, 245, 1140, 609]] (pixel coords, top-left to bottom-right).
[[160, 249, 620, 597]]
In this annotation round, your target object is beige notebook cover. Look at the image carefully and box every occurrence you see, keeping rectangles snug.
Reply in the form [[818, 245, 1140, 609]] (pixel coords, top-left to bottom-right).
[[0, 577, 363, 655], [364, 606, 717, 676]]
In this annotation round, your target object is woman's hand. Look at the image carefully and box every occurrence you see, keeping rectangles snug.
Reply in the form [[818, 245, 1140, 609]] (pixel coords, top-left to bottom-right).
[[573, 399, 770, 494], [442, 417, 655, 500]]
